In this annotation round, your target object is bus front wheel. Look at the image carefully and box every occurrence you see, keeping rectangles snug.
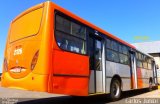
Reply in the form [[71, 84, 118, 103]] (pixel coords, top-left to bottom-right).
[[110, 78, 122, 101]]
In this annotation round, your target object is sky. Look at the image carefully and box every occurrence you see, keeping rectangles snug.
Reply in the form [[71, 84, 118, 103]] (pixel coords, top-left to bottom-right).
[[0, 0, 160, 73]]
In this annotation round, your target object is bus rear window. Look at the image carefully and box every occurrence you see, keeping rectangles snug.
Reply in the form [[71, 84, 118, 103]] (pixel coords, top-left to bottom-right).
[[10, 8, 43, 42]]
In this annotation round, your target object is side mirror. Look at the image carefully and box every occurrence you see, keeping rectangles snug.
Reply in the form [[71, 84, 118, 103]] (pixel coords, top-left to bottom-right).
[[156, 64, 159, 69]]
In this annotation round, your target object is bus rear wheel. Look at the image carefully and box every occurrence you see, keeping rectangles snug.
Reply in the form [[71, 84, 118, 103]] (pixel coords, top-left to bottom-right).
[[110, 78, 122, 101]]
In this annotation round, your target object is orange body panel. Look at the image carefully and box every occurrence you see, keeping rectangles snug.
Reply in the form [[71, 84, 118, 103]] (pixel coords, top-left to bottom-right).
[[51, 50, 89, 96], [53, 50, 89, 76], [52, 76, 89, 96]]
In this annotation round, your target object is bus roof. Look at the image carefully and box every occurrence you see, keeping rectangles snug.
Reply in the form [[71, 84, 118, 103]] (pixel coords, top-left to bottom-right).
[[51, 2, 136, 49]]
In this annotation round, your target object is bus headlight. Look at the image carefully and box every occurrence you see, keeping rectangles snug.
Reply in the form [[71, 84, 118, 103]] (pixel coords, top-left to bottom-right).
[[31, 51, 39, 70]]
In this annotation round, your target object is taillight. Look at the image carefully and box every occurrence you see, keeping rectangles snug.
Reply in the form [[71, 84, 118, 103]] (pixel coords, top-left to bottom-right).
[[31, 51, 39, 70], [3, 58, 8, 72]]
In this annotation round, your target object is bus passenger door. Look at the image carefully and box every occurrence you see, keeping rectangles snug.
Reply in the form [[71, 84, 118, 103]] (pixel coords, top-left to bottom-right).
[[89, 34, 105, 94], [129, 51, 138, 89], [152, 61, 158, 85]]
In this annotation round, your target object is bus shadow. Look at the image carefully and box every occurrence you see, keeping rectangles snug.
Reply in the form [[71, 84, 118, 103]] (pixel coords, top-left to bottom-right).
[[122, 87, 157, 98], [17, 88, 157, 104], [17, 95, 111, 104]]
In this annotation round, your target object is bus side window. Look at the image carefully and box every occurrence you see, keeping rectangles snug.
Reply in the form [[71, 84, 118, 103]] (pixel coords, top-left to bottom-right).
[[56, 15, 71, 34], [122, 45, 128, 55], [119, 44, 123, 53], [55, 14, 87, 55], [111, 40, 118, 51], [106, 38, 111, 49]]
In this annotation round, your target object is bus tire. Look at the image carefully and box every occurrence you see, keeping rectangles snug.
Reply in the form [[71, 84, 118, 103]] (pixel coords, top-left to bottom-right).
[[110, 78, 122, 101]]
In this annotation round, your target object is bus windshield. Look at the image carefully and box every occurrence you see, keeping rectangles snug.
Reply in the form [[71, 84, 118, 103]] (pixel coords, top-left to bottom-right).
[[10, 8, 43, 42]]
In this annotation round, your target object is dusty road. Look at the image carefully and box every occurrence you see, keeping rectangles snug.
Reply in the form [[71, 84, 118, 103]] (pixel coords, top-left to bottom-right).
[[0, 87, 160, 104]]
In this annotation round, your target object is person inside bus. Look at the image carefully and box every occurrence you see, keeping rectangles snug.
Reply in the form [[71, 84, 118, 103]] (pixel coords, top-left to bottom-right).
[[60, 39, 69, 50]]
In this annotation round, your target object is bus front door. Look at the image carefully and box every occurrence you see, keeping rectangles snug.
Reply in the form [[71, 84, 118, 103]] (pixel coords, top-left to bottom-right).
[[89, 35, 105, 94]]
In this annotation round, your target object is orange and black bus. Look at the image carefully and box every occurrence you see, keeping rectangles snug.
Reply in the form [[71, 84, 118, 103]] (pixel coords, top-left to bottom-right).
[[2, 1, 158, 100]]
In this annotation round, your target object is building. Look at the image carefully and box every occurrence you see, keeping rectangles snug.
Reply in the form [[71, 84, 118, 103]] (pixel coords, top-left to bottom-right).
[[132, 41, 160, 84]]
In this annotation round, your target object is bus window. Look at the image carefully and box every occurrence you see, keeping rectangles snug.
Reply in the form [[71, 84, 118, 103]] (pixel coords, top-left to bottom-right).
[[119, 53, 129, 64], [72, 22, 86, 39], [148, 63, 152, 69], [106, 49, 119, 62], [55, 14, 86, 54], [147, 58, 152, 69], [141, 54, 145, 61], [106, 38, 111, 49], [138, 53, 142, 60], [119, 44, 123, 53], [148, 58, 152, 63], [94, 40, 102, 71], [122, 46, 128, 55], [137, 60, 143, 68], [143, 61, 148, 69], [136, 52, 139, 59], [111, 41, 118, 51], [56, 31, 86, 54], [56, 15, 71, 34]]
